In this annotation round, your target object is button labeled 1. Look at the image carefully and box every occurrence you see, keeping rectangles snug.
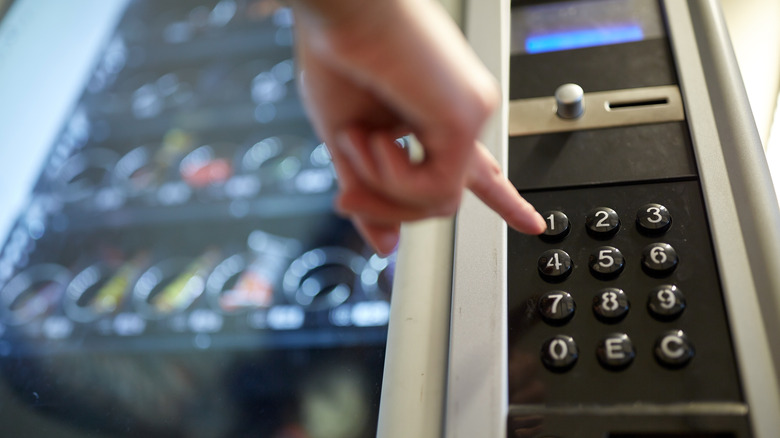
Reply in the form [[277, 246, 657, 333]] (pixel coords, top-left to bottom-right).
[[540, 210, 570, 241]]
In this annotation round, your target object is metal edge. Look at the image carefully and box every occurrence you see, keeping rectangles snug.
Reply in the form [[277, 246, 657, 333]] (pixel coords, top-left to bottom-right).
[[376, 217, 455, 438], [663, 1, 780, 437], [508, 85, 684, 136], [445, 0, 508, 437]]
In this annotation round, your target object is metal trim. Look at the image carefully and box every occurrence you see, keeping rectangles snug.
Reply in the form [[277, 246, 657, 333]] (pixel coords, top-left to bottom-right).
[[508, 85, 684, 136], [508, 402, 749, 417], [664, 1, 780, 437]]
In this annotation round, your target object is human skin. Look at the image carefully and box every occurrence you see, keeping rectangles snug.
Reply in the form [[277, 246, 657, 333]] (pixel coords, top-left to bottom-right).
[[290, 0, 546, 254]]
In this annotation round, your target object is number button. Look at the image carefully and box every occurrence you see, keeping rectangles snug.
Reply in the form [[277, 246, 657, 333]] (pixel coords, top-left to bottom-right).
[[541, 335, 578, 371], [636, 203, 672, 235], [588, 246, 625, 279], [538, 291, 575, 325], [648, 285, 686, 320], [538, 249, 573, 282], [597, 333, 635, 370], [540, 210, 570, 242], [654, 330, 694, 368], [592, 288, 629, 323], [641, 243, 678, 276], [585, 207, 620, 239]]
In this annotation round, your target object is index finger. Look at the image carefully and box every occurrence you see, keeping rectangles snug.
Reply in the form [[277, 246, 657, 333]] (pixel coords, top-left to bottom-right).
[[466, 143, 546, 235]]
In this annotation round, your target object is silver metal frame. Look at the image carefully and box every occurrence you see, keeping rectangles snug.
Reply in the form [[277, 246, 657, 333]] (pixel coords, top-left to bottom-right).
[[508, 85, 684, 136], [664, 1, 780, 436], [445, 0, 509, 437]]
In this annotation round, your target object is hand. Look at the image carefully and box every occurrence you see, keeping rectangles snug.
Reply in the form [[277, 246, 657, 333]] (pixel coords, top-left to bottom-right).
[[290, 0, 546, 254]]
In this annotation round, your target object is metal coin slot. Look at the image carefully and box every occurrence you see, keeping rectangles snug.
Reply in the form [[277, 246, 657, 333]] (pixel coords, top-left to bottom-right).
[[608, 97, 669, 110], [509, 85, 684, 136]]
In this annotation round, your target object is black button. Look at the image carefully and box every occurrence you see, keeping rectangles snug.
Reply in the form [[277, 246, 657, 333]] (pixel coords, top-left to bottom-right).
[[541, 335, 578, 372], [592, 288, 629, 323], [537, 249, 573, 282], [597, 333, 635, 370], [636, 203, 672, 235], [540, 210, 570, 242], [641, 243, 678, 276], [588, 246, 625, 279], [585, 207, 620, 239], [654, 330, 694, 368], [648, 285, 686, 320], [538, 291, 575, 325]]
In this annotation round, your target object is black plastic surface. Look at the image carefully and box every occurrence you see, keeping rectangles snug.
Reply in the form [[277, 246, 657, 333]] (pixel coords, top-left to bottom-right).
[[508, 181, 743, 405], [510, 39, 678, 99], [509, 122, 698, 191], [507, 411, 748, 438]]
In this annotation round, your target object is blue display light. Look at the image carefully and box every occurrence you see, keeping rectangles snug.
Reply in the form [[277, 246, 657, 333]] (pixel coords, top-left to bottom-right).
[[525, 24, 644, 54]]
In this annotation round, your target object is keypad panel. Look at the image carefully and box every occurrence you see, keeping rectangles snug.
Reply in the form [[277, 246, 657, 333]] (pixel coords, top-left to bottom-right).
[[507, 181, 743, 404]]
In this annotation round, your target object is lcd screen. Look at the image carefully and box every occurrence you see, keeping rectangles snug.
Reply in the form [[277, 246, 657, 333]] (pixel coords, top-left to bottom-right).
[[511, 0, 665, 55]]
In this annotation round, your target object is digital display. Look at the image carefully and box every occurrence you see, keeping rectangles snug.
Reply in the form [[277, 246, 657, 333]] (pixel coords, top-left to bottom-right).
[[525, 24, 644, 54], [512, 0, 665, 55], [0, 0, 390, 436]]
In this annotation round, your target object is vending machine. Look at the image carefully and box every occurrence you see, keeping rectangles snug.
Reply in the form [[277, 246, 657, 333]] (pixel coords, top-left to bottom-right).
[[1, 0, 779, 438]]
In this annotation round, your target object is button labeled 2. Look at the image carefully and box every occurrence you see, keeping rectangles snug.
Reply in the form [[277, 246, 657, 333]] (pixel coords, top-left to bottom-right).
[[585, 207, 620, 238]]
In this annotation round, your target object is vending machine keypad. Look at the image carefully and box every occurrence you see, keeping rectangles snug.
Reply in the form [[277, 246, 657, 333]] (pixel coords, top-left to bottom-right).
[[507, 181, 748, 435]]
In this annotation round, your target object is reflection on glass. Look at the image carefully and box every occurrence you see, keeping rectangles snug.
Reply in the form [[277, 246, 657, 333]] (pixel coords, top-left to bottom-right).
[[0, 264, 71, 326], [133, 249, 221, 319], [0, 0, 388, 435], [64, 252, 151, 323]]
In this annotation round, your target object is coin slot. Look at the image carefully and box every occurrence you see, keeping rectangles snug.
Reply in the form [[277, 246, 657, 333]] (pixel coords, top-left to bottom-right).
[[608, 97, 669, 110]]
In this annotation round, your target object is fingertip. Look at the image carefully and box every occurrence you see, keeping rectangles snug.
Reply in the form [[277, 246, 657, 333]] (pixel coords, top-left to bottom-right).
[[374, 231, 400, 256], [504, 202, 547, 236], [353, 218, 400, 256], [527, 210, 548, 235]]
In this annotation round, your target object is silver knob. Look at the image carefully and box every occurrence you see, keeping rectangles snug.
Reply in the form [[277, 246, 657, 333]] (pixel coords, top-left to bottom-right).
[[555, 83, 584, 119]]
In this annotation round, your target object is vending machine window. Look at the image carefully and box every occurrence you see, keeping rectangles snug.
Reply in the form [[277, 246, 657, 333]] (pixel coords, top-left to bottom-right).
[[0, 1, 392, 437]]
